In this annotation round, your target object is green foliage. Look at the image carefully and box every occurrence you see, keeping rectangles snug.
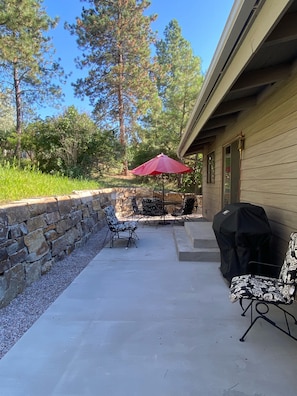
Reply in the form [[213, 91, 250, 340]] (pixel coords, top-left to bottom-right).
[[155, 19, 203, 144], [0, 2, 203, 194], [22, 106, 123, 178], [179, 154, 203, 193], [129, 19, 203, 192], [131, 20, 203, 156], [0, 0, 65, 158], [66, 0, 159, 173]]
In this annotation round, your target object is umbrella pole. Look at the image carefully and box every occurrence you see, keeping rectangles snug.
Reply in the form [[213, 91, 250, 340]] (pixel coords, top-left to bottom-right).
[[159, 174, 170, 225]]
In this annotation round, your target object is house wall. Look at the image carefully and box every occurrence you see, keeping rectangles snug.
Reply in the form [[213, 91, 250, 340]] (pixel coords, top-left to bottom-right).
[[201, 70, 297, 263]]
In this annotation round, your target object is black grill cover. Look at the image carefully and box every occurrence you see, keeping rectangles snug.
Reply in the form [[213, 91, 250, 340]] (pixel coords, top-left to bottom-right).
[[212, 203, 271, 283]]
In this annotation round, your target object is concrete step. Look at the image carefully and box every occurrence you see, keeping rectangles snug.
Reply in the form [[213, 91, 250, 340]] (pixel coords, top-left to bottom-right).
[[184, 221, 218, 248], [173, 225, 220, 262]]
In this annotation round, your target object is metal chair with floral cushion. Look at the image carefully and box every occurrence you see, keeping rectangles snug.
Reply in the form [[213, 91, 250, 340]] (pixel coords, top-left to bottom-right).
[[103, 205, 138, 248], [229, 232, 297, 341]]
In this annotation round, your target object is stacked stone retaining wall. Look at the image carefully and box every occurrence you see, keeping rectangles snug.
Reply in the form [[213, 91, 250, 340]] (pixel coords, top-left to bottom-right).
[[0, 187, 202, 307]]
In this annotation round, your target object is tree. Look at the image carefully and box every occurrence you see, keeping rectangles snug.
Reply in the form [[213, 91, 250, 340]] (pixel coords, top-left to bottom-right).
[[23, 106, 123, 178], [0, 0, 65, 160], [132, 20, 203, 190], [66, 0, 158, 175], [155, 19, 203, 148]]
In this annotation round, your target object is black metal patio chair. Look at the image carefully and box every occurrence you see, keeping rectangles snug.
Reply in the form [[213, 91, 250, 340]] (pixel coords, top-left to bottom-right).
[[130, 196, 144, 220], [171, 197, 195, 222], [142, 198, 167, 216], [229, 232, 297, 342], [141, 198, 168, 224]]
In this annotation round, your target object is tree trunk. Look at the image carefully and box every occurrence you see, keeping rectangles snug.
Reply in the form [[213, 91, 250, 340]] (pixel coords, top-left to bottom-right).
[[13, 65, 22, 162], [117, 20, 128, 176]]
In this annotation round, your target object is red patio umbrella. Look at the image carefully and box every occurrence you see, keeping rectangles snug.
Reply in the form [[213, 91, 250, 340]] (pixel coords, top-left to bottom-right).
[[131, 153, 193, 221], [131, 153, 192, 176]]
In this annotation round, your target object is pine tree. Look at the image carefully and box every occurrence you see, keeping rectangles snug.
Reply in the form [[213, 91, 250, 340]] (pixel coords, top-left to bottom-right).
[[155, 19, 203, 150], [67, 0, 158, 174], [0, 0, 65, 160]]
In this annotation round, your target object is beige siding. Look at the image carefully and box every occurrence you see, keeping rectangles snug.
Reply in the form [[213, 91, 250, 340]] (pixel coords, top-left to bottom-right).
[[202, 71, 297, 263]]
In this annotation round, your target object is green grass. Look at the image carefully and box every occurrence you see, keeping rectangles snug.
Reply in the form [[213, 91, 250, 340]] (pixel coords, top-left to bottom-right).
[[0, 166, 178, 204], [0, 166, 99, 203]]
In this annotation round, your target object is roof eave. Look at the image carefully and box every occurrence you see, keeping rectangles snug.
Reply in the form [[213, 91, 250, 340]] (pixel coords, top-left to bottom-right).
[[177, 0, 292, 158]]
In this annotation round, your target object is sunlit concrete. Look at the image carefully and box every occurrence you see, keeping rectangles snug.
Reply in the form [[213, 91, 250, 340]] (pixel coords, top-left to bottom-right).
[[0, 222, 297, 396]]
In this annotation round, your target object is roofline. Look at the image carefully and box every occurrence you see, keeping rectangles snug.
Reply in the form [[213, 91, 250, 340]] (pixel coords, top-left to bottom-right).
[[178, 0, 292, 158]]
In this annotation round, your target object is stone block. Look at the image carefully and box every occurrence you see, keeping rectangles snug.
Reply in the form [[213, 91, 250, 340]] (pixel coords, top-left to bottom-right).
[[56, 218, 73, 234], [44, 229, 58, 242], [0, 263, 25, 308], [66, 245, 75, 255], [71, 210, 82, 225], [65, 228, 80, 246], [0, 212, 8, 242], [6, 204, 31, 224], [0, 258, 10, 274], [0, 247, 8, 261], [9, 247, 28, 266], [46, 198, 59, 213], [9, 223, 28, 239], [92, 199, 102, 211], [24, 229, 49, 256], [45, 211, 61, 225], [44, 223, 56, 233], [81, 217, 95, 234], [57, 251, 67, 261], [41, 258, 55, 274], [0, 274, 8, 302], [26, 215, 47, 232], [82, 207, 90, 218], [6, 241, 19, 255], [51, 234, 69, 256], [57, 196, 73, 216], [20, 222, 29, 235], [26, 249, 52, 263], [74, 191, 93, 204], [25, 261, 41, 286], [76, 222, 83, 238], [28, 201, 47, 217]]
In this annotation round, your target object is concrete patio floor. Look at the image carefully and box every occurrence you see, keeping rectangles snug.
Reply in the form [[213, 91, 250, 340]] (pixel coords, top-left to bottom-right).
[[0, 222, 297, 396]]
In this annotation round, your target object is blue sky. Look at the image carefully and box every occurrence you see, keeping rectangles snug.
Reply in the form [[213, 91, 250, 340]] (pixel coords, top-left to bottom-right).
[[41, 0, 234, 118]]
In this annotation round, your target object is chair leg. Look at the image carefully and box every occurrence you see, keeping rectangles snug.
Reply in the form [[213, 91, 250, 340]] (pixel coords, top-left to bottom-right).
[[110, 231, 117, 248], [127, 230, 138, 247], [239, 301, 297, 342], [240, 299, 253, 316]]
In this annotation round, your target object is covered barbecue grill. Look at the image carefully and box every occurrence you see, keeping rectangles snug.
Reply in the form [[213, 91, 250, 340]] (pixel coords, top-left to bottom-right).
[[212, 203, 272, 283]]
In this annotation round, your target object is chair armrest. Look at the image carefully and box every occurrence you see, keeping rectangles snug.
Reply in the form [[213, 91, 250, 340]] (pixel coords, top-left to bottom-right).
[[248, 261, 281, 277]]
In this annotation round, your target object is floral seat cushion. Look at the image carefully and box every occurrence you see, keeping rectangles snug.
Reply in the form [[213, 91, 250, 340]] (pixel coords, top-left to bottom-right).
[[229, 274, 294, 304], [230, 232, 297, 304], [103, 206, 137, 232]]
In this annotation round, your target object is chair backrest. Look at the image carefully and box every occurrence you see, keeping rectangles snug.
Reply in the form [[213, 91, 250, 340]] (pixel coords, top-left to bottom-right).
[[183, 197, 195, 215], [279, 232, 297, 300], [142, 198, 164, 216], [103, 206, 119, 228], [131, 197, 140, 214]]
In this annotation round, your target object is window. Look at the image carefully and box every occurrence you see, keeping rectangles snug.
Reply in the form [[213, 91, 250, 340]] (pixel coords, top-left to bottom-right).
[[207, 151, 215, 183], [223, 141, 240, 206]]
